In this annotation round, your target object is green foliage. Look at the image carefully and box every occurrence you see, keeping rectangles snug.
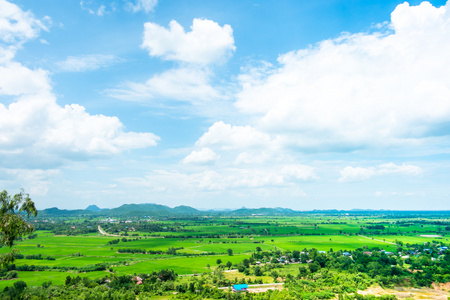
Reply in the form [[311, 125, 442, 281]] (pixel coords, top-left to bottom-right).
[[0, 189, 37, 267]]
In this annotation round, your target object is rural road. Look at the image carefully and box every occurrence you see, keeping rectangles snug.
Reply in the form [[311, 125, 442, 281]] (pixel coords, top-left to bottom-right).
[[98, 225, 121, 237], [358, 235, 396, 245]]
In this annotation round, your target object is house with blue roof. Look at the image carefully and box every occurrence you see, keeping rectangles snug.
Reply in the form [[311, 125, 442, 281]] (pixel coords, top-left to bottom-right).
[[232, 284, 248, 292]]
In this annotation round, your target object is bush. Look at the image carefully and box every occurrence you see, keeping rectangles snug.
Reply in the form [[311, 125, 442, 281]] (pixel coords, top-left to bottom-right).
[[5, 271, 18, 279]]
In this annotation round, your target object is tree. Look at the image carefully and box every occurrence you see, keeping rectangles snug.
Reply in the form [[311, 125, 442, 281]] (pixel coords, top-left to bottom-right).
[[0, 189, 37, 267], [308, 262, 320, 273], [227, 248, 233, 256], [216, 259, 222, 265], [254, 266, 263, 276]]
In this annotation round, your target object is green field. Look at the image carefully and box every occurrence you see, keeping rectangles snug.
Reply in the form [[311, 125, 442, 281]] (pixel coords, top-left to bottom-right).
[[1, 213, 449, 290]]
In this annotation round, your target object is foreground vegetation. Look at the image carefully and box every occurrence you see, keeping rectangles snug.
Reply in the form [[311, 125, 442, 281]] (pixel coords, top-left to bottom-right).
[[1, 208, 450, 299]]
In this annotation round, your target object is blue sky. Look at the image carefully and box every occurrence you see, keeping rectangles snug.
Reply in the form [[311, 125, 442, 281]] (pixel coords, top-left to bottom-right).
[[1, 0, 450, 210]]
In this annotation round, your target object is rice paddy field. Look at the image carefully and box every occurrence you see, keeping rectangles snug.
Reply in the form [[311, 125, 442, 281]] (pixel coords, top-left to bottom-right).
[[0, 213, 449, 289]]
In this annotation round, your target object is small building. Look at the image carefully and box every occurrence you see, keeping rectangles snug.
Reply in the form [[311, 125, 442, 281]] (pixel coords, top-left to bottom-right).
[[232, 284, 248, 292]]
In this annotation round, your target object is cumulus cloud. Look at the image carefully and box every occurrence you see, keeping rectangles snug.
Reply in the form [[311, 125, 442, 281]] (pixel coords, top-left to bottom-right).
[[196, 121, 275, 150], [339, 163, 422, 182], [55, 54, 124, 72], [0, 0, 159, 168], [183, 148, 219, 164], [0, 62, 51, 95], [0, 92, 160, 168], [141, 18, 235, 65], [236, 1, 450, 151], [112, 18, 234, 106], [109, 68, 221, 103]]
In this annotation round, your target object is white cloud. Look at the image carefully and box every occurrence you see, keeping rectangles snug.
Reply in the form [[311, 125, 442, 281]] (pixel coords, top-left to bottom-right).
[[109, 67, 221, 103], [80, 1, 111, 16], [339, 163, 422, 182], [235, 1, 450, 151], [127, 0, 158, 13], [97, 5, 106, 16], [377, 162, 422, 176], [141, 18, 235, 65], [183, 147, 219, 164], [120, 165, 316, 192], [0, 0, 48, 44], [0, 1, 159, 168], [197, 165, 316, 190], [0, 62, 51, 95], [339, 166, 376, 182], [0, 168, 59, 196], [196, 121, 275, 150], [56, 54, 123, 72], [0, 92, 160, 167], [111, 18, 234, 106], [234, 151, 270, 165]]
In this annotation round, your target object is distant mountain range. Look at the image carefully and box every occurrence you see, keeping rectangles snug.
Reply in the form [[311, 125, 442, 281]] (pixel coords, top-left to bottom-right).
[[39, 203, 202, 217], [38, 203, 304, 217], [37, 203, 450, 218]]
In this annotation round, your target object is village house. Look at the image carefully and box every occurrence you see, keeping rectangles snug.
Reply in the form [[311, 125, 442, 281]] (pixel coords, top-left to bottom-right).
[[232, 284, 248, 292]]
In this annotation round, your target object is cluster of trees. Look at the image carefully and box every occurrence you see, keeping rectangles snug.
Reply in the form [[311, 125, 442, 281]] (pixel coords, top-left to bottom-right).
[[117, 248, 148, 254], [1, 261, 110, 273], [13, 253, 55, 260]]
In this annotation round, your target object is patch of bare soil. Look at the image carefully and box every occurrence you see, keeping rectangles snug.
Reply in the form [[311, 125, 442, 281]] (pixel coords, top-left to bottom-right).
[[247, 285, 283, 293], [357, 286, 386, 296], [432, 281, 450, 291], [358, 285, 450, 299]]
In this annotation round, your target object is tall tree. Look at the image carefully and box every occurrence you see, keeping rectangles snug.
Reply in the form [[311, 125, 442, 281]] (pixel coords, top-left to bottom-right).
[[0, 189, 37, 267]]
